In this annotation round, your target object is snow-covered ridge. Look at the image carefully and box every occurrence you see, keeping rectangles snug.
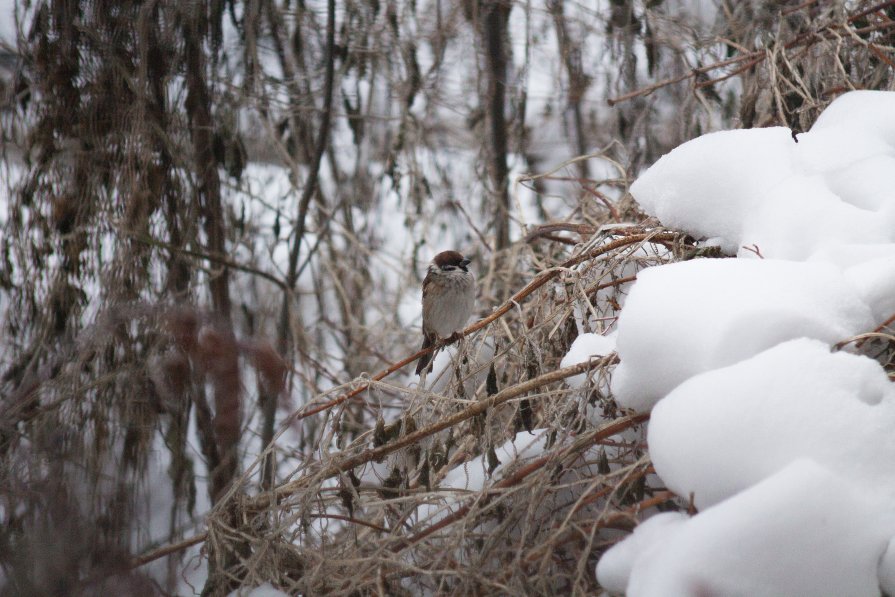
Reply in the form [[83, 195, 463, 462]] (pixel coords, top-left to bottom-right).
[[590, 90, 895, 596]]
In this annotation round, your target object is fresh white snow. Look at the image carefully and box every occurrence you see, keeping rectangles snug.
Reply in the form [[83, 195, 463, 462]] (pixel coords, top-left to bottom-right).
[[578, 90, 895, 595], [611, 259, 874, 412], [648, 338, 895, 509], [608, 460, 895, 597], [595, 511, 688, 594], [560, 331, 617, 389], [630, 90, 895, 261]]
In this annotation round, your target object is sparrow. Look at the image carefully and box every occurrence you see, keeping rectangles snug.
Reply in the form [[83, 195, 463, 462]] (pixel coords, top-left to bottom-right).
[[415, 250, 476, 375]]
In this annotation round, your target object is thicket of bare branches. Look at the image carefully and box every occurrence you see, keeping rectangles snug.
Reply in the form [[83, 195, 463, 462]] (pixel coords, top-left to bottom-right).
[[0, 0, 893, 595]]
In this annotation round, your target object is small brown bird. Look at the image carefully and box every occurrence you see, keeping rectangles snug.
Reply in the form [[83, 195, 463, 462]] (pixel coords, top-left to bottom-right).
[[415, 250, 476, 375]]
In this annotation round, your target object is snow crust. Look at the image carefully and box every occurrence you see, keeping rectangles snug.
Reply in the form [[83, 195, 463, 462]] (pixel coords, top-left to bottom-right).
[[587, 91, 895, 595]]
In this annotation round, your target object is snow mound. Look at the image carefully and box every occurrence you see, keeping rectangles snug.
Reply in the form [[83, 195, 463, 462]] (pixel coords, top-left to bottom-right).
[[595, 511, 688, 594], [593, 91, 895, 595], [648, 338, 895, 508], [630, 90, 895, 262], [844, 256, 895, 323], [610, 259, 873, 412], [598, 460, 895, 597], [810, 89, 895, 146], [560, 331, 617, 389], [630, 126, 795, 254]]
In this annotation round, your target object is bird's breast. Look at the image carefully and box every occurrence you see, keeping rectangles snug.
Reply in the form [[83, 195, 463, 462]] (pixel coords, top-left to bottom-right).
[[425, 275, 474, 338]]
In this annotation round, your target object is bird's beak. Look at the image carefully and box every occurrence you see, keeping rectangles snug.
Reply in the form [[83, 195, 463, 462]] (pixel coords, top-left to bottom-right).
[[460, 258, 471, 268]]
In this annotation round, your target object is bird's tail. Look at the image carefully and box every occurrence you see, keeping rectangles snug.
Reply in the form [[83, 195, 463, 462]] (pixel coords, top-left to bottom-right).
[[415, 334, 436, 375]]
